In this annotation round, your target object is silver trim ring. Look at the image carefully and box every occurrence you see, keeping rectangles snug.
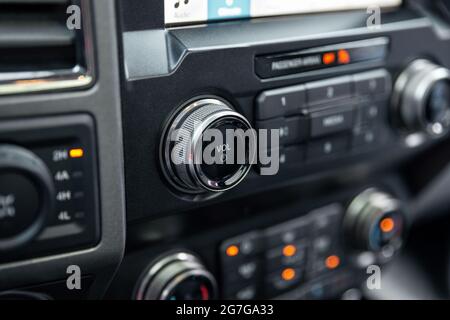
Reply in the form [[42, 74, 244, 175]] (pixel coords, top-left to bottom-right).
[[134, 252, 217, 300], [159, 268, 217, 301], [393, 59, 450, 137], [161, 97, 255, 194]]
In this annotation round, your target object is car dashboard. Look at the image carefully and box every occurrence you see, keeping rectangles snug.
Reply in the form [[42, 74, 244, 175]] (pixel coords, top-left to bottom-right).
[[1, 0, 450, 301]]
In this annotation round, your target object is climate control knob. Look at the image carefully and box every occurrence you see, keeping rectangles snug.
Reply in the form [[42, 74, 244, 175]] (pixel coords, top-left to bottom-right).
[[344, 189, 405, 253], [161, 98, 255, 194], [0, 145, 55, 251], [135, 252, 217, 300], [393, 59, 450, 137]]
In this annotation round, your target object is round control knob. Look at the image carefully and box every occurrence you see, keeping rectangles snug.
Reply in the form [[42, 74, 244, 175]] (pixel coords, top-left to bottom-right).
[[393, 59, 450, 137], [344, 189, 405, 253], [0, 145, 54, 251], [161, 98, 255, 194], [135, 252, 217, 300]]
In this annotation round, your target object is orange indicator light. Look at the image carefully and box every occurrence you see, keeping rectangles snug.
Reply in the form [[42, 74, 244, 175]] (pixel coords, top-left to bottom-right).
[[322, 52, 336, 65], [69, 148, 84, 158], [338, 49, 351, 64], [325, 255, 340, 270], [380, 217, 395, 233], [281, 268, 296, 281], [226, 245, 239, 257], [282, 244, 297, 257]]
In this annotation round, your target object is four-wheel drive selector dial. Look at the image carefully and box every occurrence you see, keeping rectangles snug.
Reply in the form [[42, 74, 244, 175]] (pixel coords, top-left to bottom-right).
[[161, 98, 255, 194], [0, 144, 55, 251]]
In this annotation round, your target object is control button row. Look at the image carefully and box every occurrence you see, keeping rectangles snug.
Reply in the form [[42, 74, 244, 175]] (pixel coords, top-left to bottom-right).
[[256, 116, 309, 146], [220, 204, 344, 299], [256, 100, 388, 150], [256, 101, 389, 170], [256, 107, 354, 147], [258, 130, 381, 172], [256, 70, 391, 120], [275, 272, 354, 300]]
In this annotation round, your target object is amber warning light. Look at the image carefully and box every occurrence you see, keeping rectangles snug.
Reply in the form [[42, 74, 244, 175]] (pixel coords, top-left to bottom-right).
[[322, 52, 336, 65], [325, 255, 340, 270], [282, 244, 297, 257], [69, 148, 84, 158], [338, 49, 351, 64], [281, 268, 296, 281], [226, 245, 239, 257]]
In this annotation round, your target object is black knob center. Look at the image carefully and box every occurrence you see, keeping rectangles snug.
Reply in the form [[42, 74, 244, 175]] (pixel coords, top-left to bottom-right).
[[425, 79, 450, 128]]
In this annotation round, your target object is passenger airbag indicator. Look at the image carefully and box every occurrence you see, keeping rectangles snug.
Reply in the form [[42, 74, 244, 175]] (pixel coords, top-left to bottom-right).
[[255, 38, 388, 79]]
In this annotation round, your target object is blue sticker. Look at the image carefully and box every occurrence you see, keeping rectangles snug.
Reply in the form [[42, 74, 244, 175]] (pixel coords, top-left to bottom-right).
[[208, 0, 251, 21]]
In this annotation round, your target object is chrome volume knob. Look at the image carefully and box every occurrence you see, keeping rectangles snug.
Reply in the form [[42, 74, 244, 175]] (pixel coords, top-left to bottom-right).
[[392, 59, 450, 137], [161, 98, 255, 194]]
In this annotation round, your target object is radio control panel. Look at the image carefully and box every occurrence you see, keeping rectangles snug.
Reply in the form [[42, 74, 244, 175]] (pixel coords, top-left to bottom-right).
[[256, 69, 391, 169]]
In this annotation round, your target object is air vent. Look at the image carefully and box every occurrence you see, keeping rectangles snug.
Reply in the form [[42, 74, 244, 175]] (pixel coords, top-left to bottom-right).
[[0, 0, 93, 95]]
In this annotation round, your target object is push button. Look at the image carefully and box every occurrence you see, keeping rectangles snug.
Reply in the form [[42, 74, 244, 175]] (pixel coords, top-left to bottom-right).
[[220, 232, 262, 266], [256, 116, 309, 146], [306, 76, 352, 105], [224, 259, 262, 284], [354, 70, 391, 96], [224, 282, 258, 300], [312, 235, 333, 256], [353, 127, 380, 149], [280, 145, 305, 167], [266, 242, 307, 273], [310, 107, 354, 138], [264, 217, 310, 249], [307, 135, 350, 159], [311, 204, 343, 235], [258, 146, 305, 174], [357, 101, 387, 125], [256, 85, 306, 120], [306, 274, 350, 300], [265, 267, 303, 296], [311, 252, 343, 276]]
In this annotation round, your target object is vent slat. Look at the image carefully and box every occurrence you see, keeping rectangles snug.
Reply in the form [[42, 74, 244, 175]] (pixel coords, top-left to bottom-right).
[[0, 20, 74, 48], [0, 0, 81, 73]]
